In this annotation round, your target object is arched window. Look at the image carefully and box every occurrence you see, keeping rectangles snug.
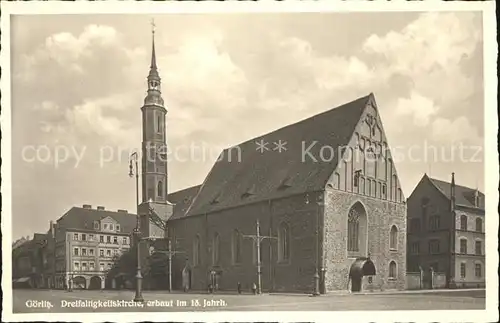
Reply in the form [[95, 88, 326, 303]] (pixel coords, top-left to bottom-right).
[[392, 175, 398, 201], [390, 225, 398, 250], [347, 202, 368, 257], [389, 261, 397, 279], [278, 222, 290, 262], [460, 214, 468, 231], [212, 233, 220, 265], [157, 181, 163, 198], [193, 235, 201, 266], [475, 218, 482, 232], [232, 230, 242, 264]]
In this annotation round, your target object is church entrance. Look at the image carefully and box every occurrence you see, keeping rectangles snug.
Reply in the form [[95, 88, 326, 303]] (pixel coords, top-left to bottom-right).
[[349, 257, 376, 292]]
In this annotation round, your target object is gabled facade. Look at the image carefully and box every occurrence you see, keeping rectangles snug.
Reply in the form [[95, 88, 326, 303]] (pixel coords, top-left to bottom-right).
[[407, 173, 485, 288], [166, 94, 407, 293]]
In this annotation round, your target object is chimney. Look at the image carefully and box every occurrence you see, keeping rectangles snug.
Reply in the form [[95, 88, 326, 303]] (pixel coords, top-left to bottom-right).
[[450, 172, 456, 212], [474, 189, 479, 208], [82, 204, 92, 209], [97, 206, 105, 211], [117, 209, 128, 213], [50, 221, 55, 238]]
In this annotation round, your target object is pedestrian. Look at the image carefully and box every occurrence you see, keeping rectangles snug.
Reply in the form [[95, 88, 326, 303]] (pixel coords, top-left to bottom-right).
[[237, 282, 242, 294], [252, 282, 257, 295]]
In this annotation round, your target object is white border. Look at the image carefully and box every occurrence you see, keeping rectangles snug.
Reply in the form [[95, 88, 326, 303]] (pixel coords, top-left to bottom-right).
[[1, 1, 498, 322]]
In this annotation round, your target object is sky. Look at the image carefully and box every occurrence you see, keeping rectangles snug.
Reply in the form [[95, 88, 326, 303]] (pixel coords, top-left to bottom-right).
[[10, 12, 484, 241]]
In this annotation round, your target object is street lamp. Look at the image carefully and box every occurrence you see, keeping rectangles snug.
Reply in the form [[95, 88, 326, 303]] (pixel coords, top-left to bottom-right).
[[129, 152, 144, 302], [306, 193, 322, 296]]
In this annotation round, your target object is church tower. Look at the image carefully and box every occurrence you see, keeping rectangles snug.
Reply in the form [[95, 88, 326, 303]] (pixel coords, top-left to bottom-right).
[[138, 21, 173, 240], [141, 21, 168, 204]]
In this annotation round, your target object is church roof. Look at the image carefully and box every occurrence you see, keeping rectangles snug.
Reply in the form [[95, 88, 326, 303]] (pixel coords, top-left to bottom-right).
[[168, 185, 202, 220], [427, 176, 485, 210], [56, 206, 138, 234], [185, 94, 372, 217]]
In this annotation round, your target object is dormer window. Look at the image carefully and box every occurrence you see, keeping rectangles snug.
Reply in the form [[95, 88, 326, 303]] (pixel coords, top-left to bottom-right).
[[93, 221, 99, 230], [109, 224, 114, 231], [116, 225, 121, 232], [104, 224, 108, 230]]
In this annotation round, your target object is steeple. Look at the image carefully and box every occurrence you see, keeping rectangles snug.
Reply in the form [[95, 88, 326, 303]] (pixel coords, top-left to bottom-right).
[[144, 18, 164, 107]]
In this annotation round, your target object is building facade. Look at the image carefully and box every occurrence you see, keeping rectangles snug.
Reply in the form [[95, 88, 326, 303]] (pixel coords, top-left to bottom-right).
[[407, 173, 485, 288], [51, 205, 137, 289]]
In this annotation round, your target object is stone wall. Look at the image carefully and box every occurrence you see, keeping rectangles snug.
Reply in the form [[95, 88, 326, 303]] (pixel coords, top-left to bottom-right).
[[323, 188, 407, 292]]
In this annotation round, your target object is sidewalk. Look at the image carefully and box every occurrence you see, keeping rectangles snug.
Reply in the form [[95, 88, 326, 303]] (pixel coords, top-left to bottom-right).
[[269, 288, 486, 297]]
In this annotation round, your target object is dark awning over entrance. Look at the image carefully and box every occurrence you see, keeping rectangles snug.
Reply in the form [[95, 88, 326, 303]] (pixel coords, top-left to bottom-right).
[[349, 257, 376, 278]]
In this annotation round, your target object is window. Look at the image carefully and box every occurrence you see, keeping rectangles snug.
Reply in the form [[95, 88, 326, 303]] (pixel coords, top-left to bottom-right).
[[158, 181, 163, 197], [89, 234, 94, 241], [82, 262, 87, 270], [475, 240, 482, 255], [475, 218, 482, 232], [232, 230, 242, 264], [389, 261, 397, 279], [82, 234, 86, 241], [157, 115, 162, 133], [82, 248, 87, 256], [100, 263, 104, 271], [107, 236, 111, 243], [460, 263, 466, 278], [100, 249, 104, 257], [89, 249, 94, 256], [104, 224, 108, 230], [212, 233, 220, 265], [410, 219, 421, 233], [116, 225, 120, 232], [429, 215, 441, 230], [73, 233, 78, 240], [428, 239, 440, 254], [382, 184, 387, 199], [278, 223, 290, 262], [411, 242, 420, 254], [94, 222, 99, 230], [348, 208, 360, 252], [193, 235, 201, 266], [113, 237, 118, 244], [73, 248, 79, 256], [123, 237, 128, 245], [110, 224, 114, 231], [371, 180, 376, 197], [390, 226, 398, 250], [359, 177, 365, 195], [475, 263, 482, 277], [100, 235, 104, 243], [90, 262, 95, 270], [460, 239, 467, 254], [113, 249, 118, 256], [106, 250, 111, 256], [398, 188, 403, 202], [460, 214, 467, 231], [74, 262, 79, 270], [391, 175, 397, 201]]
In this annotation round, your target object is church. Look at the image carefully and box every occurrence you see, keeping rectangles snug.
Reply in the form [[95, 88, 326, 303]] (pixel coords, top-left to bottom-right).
[[133, 28, 407, 294]]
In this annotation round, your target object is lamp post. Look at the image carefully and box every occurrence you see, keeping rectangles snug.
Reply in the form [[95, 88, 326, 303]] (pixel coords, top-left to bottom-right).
[[129, 152, 144, 302]]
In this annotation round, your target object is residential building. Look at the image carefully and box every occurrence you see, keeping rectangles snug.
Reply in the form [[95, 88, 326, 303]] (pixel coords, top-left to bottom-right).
[[407, 173, 485, 288]]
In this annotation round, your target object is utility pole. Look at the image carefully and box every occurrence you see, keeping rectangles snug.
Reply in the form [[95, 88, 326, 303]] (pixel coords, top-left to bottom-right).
[[151, 239, 184, 292], [243, 219, 277, 294]]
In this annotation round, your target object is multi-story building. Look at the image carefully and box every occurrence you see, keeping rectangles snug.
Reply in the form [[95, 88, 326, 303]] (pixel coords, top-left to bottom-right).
[[52, 204, 137, 289], [12, 233, 49, 289], [407, 173, 485, 288]]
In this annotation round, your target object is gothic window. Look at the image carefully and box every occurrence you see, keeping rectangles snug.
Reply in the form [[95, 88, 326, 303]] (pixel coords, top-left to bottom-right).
[[193, 235, 201, 266], [347, 207, 361, 252], [390, 225, 398, 250], [232, 230, 242, 264], [365, 143, 376, 178], [359, 177, 365, 195], [157, 180, 163, 198], [475, 218, 482, 232], [278, 223, 290, 262], [391, 175, 398, 201], [212, 233, 220, 265], [460, 215, 468, 231], [389, 261, 397, 279]]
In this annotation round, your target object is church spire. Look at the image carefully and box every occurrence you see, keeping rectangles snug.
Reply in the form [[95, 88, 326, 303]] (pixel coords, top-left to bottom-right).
[[148, 19, 159, 80]]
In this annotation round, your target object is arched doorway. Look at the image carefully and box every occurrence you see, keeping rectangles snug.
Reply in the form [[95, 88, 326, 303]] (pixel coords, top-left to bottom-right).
[[349, 257, 376, 292], [88, 276, 102, 290], [73, 276, 87, 289]]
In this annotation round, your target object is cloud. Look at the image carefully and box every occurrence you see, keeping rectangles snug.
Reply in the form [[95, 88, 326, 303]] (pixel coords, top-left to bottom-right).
[[394, 91, 440, 127], [432, 116, 482, 144]]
